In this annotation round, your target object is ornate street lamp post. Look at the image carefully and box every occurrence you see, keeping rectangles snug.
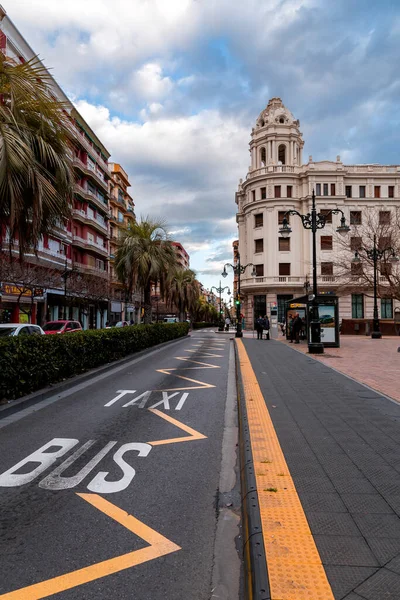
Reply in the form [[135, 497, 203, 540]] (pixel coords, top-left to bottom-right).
[[222, 252, 256, 338], [352, 234, 398, 339], [211, 281, 230, 331], [279, 190, 350, 354]]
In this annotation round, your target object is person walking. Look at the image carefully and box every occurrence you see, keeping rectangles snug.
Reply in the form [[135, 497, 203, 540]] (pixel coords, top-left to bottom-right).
[[225, 316, 231, 331], [255, 315, 264, 340], [263, 315, 270, 340], [289, 316, 295, 343], [293, 313, 303, 344]]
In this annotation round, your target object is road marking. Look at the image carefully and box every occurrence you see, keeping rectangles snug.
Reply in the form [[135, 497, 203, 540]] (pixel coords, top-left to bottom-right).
[[0, 494, 180, 599], [236, 339, 335, 600], [147, 409, 207, 446], [171, 357, 221, 369], [185, 350, 223, 358], [155, 369, 216, 391]]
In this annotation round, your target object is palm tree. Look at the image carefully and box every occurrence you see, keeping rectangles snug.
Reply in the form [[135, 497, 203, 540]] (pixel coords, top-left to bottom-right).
[[115, 217, 177, 324], [0, 53, 74, 256], [167, 268, 199, 322]]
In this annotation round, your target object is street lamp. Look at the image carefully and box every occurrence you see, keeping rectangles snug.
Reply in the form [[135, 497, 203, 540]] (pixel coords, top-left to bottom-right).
[[279, 190, 350, 354], [352, 234, 398, 339], [211, 281, 231, 331], [222, 252, 256, 338]]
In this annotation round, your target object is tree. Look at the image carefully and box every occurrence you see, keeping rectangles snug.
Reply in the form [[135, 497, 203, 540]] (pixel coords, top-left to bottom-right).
[[115, 217, 177, 324], [166, 268, 199, 322], [333, 208, 400, 301], [0, 53, 74, 256]]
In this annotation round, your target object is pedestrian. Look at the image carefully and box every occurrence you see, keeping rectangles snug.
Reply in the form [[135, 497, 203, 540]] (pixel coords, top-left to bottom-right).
[[129, 318, 134, 325], [293, 313, 303, 344], [289, 316, 295, 343], [263, 315, 270, 340], [225, 316, 231, 331], [255, 315, 264, 339], [280, 319, 286, 336]]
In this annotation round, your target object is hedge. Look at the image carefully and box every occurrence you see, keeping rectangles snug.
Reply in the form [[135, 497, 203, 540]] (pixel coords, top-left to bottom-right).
[[0, 322, 189, 401], [192, 322, 218, 329]]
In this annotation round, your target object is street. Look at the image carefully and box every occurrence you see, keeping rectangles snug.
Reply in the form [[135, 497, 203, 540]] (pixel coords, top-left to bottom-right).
[[0, 332, 241, 600]]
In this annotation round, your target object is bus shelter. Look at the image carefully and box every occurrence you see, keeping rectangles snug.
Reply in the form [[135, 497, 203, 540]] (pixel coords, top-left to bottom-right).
[[285, 294, 340, 348]]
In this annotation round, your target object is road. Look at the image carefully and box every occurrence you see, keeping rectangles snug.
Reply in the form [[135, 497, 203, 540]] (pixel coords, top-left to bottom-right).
[[0, 331, 241, 600]]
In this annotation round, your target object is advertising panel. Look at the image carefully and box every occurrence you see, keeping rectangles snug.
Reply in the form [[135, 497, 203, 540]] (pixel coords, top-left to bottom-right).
[[320, 305, 336, 343]]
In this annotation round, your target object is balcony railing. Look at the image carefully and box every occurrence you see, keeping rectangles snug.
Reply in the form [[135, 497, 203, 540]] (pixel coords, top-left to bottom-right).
[[242, 275, 340, 286], [75, 184, 109, 214], [72, 209, 108, 233], [73, 263, 109, 278], [67, 121, 110, 175], [72, 235, 108, 256], [73, 156, 109, 191]]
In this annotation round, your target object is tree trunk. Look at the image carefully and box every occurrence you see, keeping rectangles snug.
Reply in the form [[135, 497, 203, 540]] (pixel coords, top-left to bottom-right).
[[143, 285, 152, 324]]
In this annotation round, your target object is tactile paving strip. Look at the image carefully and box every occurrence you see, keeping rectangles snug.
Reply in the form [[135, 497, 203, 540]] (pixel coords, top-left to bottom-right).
[[236, 339, 335, 600]]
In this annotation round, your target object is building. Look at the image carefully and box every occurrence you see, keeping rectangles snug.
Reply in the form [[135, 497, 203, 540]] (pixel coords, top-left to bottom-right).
[[0, 7, 111, 329], [235, 97, 400, 330], [108, 163, 140, 323], [172, 242, 190, 270]]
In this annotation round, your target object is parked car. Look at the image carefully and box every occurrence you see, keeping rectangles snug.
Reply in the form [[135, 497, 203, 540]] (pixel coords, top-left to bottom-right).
[[106, 320, 129, 328], [42, 320, 83, 335], [0, 323, 45, 337], [163, 317, 179, 323]]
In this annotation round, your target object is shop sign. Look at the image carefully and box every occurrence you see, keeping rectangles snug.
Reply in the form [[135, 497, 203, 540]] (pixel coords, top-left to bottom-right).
[[2, 285, 44, 298]]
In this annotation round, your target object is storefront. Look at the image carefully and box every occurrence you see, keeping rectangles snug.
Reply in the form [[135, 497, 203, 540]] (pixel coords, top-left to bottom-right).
[[0, 283, 45, 324]]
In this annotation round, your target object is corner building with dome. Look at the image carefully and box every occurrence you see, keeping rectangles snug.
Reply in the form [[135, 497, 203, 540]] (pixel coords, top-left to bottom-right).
[[235, 97, 400, 332]]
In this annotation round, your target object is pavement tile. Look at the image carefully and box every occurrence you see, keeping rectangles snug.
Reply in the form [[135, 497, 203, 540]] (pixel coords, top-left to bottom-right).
[[324, 566, 378, 600], [342, 594, 368, 600], [354, 568, 400, 599], [342, 494, 395, 515], [314, 535, 379, 567], [306, 512, 360, 537], [353, 514, 400, 540], [293, 476, 336, 495], [366, 538, 400, 566], [297, 492, 348, 513], [333, 478, 379, 495], [386, 555, 400, 575]]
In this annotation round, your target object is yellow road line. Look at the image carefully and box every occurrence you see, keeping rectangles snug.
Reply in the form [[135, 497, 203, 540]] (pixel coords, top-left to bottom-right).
[[0, 494, 180, 600], [236, 339, 334, 600], [147, 408, 207, 446], [155, 369, 216, 390]]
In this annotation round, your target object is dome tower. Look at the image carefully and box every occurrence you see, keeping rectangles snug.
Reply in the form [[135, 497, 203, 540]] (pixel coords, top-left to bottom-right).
[[250, 97, 304, 170]]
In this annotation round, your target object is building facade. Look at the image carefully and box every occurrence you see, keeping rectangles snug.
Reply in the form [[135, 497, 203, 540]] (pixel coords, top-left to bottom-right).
[[0, 8, 111, 329], [235, 97, 400, 330]]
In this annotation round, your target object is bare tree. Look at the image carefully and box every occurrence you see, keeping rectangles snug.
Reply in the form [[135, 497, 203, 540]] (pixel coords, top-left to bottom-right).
[[333, 208, 400, 301]]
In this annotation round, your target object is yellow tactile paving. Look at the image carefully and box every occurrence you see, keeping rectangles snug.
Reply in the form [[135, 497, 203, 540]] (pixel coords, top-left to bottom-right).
[[236, 339, 335, 600]]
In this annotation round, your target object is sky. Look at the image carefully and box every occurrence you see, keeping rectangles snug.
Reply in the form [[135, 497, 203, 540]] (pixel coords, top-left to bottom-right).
[[6, 0, 400, 299]]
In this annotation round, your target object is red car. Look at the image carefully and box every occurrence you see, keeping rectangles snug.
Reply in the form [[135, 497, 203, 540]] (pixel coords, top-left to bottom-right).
[[42, 320, 83, 335]]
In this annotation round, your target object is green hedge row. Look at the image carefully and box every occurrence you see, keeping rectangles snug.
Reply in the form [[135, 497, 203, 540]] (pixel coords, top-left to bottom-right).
[[0, 323, 189, 401], [192, 322, 218, 329]]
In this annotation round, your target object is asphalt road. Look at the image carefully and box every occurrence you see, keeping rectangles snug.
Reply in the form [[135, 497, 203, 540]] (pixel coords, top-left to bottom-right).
[[0, 331, 241, 600]]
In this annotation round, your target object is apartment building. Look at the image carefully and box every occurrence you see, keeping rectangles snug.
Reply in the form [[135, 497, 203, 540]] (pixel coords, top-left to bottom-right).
[[0, 7, 111, 329], [235, 97, 400, 330]]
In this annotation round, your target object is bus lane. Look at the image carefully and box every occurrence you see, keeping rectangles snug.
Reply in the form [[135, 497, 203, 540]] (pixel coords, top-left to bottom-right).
[[0, 333, 236, 600]]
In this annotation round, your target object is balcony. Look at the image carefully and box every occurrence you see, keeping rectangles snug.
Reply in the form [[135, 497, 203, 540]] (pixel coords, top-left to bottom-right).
[[241, 275, 340, 288], [72, 209, 108, 235], [246, 165, 298, 181], [73, 262, 109, 279], [73, 156, 109, 192], [75, 184, 109, 214], [72, 235, 109, 257], [67, 121, 110, 175]]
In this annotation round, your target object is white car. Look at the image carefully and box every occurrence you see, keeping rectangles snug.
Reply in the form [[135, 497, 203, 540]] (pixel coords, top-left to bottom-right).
[[0, 323, 45, 337]]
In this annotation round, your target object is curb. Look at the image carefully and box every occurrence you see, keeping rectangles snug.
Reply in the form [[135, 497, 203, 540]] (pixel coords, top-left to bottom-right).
[[0, 335, 189, 419], [234, 341, 270, 600]]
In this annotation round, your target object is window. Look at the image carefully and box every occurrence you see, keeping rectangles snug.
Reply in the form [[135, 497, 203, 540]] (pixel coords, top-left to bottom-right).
[[279, 263, 291, 276], [287, 185, 292, 198], [389, 186, 394, 198], [274, 185, 281, 198], [320, 209, 332, 223], [379, 211, 391, 225], [260, 147, 266, 166], [374, 186, 381, 198], [316, 183, 321, 196], [254, 213, 263, 228], [323, 183, 329, 196], [378, 236, 391, 251], [255, 264, 264, 277], [381, 298, 393, 319], [261, 187, 266, 199], [321, 262, 333, 276], [278, 144, 286, 164], [381, 262, 392, 276], [278, 211, 289, 225], [359, 185, 366, 198], [279, 237, 290, 251], [351, 262, 363, 276], [345, 186, 352, 198], [255, 239, 264, 253], [350, 237, 362, 251], [352, 294, 364, 318], [321, 236, 333, 250], [331, 183, 336, 196], [350, 211, 362, 225], [252, 190, 256, 202]]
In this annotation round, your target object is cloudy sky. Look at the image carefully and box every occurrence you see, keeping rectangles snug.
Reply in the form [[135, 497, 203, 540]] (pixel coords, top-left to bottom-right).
[[6, 0, 400, 296]]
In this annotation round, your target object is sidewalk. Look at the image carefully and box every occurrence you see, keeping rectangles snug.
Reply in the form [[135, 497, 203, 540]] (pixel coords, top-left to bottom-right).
[[277, 335, 400, 404], [237, 337, 400, 600]]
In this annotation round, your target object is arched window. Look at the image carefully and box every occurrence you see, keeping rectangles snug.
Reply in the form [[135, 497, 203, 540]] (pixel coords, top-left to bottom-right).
[[279, 117, 285, 124], [260, 147, 266, 166], [278, 144, 286, 165]]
